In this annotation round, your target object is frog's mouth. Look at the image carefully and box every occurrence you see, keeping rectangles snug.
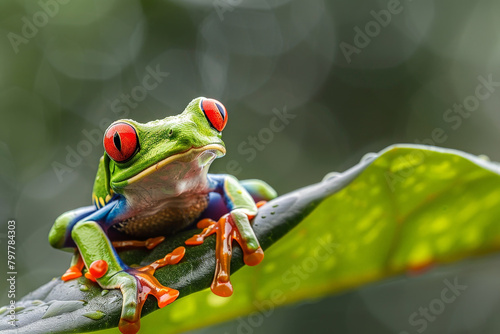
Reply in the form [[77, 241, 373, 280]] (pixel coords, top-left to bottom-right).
[[113, 144, 226, 189]]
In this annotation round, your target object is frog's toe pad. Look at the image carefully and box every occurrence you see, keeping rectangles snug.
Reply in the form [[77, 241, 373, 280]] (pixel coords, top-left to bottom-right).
[[61, 254, 85, 281], [117, 247, 185, 333], [118, 318, 141, 334], [61, 268, 83, 281], [211, 280, 233, 297], [157, 289, 179, 308], [185, 219, 217, 246], [166, 246, 185, 265], [243, 248, 264, 266], [185, 235, 206, 245], [145, 236, 165, 250]]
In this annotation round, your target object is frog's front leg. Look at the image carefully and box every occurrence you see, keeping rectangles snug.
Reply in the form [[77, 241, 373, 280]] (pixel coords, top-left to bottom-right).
[[51, 207, 166, 282], [49, 206, 97, 281], [64, 236, 167, 283], [71, 220, 184, 334], [186, 175, 275, 297]]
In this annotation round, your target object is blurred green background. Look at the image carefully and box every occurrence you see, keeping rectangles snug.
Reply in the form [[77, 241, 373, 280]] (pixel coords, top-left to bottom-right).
[[1, 0, 500, 333]]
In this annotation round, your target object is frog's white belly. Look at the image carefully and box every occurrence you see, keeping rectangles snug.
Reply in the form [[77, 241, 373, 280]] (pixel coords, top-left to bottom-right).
[[112, 152, 215, 238], [115, 193, 209, 238]]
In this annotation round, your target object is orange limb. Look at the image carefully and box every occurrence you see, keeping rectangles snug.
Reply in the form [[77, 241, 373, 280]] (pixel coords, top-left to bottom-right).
[[84, 272, 97, 283], [62, 237, 165, 283], [112, 236, 165, 250], [84, 260, 109, 282], [119, 246, 185, 334], [89, 259, 109, 278], [61, 253, 84, 281], [256, 200, 267, 208], [185, 214, 264, 297]]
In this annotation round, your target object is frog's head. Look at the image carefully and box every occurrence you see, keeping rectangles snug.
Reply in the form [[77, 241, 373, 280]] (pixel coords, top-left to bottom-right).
[[102, 97, 227, 195]]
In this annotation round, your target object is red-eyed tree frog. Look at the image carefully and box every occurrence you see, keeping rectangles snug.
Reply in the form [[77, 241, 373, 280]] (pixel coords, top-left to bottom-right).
[[48, 97, 277, 334]]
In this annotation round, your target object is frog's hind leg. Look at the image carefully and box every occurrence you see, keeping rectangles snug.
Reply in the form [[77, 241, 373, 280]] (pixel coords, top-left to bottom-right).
[[116, 248, 185, 334], [49, 206, 97, 281], [49, 206, 97, 250], [71, 220, 184, 334], [240, 179, 277, 203], [81, 236, 166, 283]]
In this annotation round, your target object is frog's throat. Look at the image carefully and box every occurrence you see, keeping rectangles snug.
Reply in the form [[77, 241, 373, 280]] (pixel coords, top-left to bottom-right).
[[112, 144, 225, 189]]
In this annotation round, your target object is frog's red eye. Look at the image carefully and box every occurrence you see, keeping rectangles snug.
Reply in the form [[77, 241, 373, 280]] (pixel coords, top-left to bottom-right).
[[200, 98, 227, 132], [104, 122, 139, 163]]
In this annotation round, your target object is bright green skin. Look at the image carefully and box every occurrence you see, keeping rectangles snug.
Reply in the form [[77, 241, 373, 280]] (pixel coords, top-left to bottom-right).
[[48, 97, 277, 329], [93, 98, 223, 205]]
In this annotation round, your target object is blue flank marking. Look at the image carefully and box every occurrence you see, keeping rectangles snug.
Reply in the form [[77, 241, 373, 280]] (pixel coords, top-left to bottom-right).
[[207, 173, 237, 211], [63, 194, 129, 268]]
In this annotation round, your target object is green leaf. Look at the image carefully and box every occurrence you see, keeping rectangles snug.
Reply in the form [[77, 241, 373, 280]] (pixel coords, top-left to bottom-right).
[[2, 144, 500, 334]]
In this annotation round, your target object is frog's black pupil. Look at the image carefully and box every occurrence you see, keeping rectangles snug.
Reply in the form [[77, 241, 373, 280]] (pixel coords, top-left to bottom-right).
[[215, 102, 226, 120], [113, 132, 122, 152]]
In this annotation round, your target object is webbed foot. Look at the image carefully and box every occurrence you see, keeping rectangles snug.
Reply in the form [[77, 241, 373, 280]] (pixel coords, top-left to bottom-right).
[[61, 236, 166, 282], [185, 214, 264, 297], [69, 219, 186, 334], [109, 246, 186, 334]]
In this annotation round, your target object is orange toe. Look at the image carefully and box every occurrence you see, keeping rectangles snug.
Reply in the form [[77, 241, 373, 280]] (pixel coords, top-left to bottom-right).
[[84, 272, 97, 283], [62, 268, 82, 281], [145, 236, 165, 250], [243, 248, 264, 266], [157, 289, 179, 308], [211, 280, 233, 297], [119, 318, 141, 334]]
